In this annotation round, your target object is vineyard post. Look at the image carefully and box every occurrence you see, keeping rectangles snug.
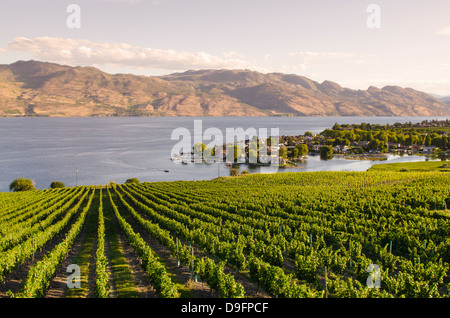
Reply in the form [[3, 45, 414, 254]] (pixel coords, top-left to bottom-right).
[[324, 266, 328, 298], [176, 237, 180, 266], [389, 240, 392, 254], [191, 247, 197, 282], [32, 237, 35, 261]]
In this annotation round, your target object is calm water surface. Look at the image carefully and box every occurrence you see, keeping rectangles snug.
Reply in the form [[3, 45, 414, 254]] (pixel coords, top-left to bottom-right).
[[0, 116, 447, 191]]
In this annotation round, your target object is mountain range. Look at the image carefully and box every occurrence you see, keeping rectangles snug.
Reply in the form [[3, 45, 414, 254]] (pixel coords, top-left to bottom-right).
[[0, 60, 449, 117]]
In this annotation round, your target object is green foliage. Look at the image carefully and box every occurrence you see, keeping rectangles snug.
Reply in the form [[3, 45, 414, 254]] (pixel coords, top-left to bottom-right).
[[95, 187, 110, 298], [230, 168, 240, 176], [9, 178, 36, 192], [125, 178, 140, 184], [107, 187, 180, 298], [320, 145, 333, 160], [1, 170, 449, 299], [50, 181, 65, 189], [370, 161, 450, 172], [296, 144, 309, 157]]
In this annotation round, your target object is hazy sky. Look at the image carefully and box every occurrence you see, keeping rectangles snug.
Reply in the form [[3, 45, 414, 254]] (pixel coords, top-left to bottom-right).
[[1, 0, 449, 95]]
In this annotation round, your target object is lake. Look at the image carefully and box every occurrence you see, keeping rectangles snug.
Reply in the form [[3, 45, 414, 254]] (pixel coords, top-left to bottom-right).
[[0, 116, 447, 192]]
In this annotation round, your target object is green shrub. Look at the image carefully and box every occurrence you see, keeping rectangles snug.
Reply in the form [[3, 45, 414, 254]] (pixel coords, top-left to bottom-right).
[[50, 181, 65, 189], [9, 178, 36, 192], [125, 178, 141, 184], [230, 169, 239, 177]]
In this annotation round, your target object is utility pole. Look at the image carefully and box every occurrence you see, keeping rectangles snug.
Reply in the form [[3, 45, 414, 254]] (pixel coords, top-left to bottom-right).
[[218, 159, 220, 178], [216, 145, 220, 178]]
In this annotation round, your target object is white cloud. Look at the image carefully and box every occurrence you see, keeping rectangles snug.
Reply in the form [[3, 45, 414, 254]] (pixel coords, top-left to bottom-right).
[[284, 51, 380, 79], [222, 51, 247, 60], [286, 51, 366, 70], [97, 0, 143, 3], [436, 26, 450, 35], [288, 51, 357, 59], [96, 0, 166, 4], [8, 36, 260, 73]]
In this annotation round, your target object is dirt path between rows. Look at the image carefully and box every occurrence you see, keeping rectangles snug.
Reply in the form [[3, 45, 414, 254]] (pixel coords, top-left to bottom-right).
[[115, 230, 158, 298], [105, 190, 157, 298], [0, 199, 87, 298], [114, 195, 215, 297], [46, 189, 157, 298], [45, 199, 98, 298], [114, 191, 271, 298]]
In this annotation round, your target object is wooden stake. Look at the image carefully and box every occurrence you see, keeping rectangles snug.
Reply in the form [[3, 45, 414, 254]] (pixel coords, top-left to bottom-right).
[[176, 238, 180, 266]]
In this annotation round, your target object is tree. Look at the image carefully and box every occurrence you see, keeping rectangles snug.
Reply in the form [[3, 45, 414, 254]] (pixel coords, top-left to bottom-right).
[[378, 133, 388, 143], [226, 143, 244, 163], [425, 134, 432, 147], [333, 138, 350, 147], [194, 142, 206, 154], [320, 146, 333, 160], [9, 178, 36, 192], [50, 181, 65, 189], [125, 178, 140, 184], [304, 131, 313, 137], [279, 147, 287, 159], [296, 144, 309, 157], [405, 134, 413, 146], [248, 149, 258, 163], [332, 123, 342, 130]]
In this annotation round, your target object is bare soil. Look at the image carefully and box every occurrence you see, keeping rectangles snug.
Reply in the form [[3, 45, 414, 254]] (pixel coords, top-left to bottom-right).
[[115, 193, 271, 298], [0, 208, 84, 298]]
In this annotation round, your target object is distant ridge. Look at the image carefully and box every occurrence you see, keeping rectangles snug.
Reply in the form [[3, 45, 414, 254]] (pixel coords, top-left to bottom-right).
[[0, 60, 449, 117]]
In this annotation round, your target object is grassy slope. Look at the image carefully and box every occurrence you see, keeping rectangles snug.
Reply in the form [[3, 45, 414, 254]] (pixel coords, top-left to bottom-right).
[[369, 160, 450, 172]]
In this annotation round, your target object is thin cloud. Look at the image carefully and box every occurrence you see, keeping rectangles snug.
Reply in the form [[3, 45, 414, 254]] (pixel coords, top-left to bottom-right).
[[8, 36, 260, 73], [288, 51, 357, 59], [96, 0, 166, 4], [436, 26, 450, 35], [287, 51, 380, 69], [97, 0, 143, 3]]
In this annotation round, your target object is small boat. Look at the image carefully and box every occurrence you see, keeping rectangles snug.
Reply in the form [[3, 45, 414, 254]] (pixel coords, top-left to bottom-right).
[[164, 170, 170, 173]]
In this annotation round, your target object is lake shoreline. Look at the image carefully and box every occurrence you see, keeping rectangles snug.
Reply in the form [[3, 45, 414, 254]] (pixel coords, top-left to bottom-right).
[[0, 116, 447, 192]]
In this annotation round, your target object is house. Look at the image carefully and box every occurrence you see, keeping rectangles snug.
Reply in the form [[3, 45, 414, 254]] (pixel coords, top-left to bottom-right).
[[340, 145, 350, 153], [423, 146, 435, 154], [388, 142, 401, 149], [358, 141, 370, 147], [412, 145, 424, 153]]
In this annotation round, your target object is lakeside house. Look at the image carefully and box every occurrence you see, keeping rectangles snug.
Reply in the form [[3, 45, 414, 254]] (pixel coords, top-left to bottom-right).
[[422, 146, 436, 154]]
